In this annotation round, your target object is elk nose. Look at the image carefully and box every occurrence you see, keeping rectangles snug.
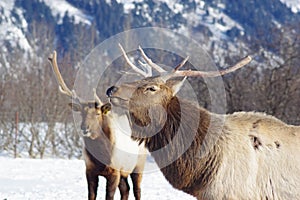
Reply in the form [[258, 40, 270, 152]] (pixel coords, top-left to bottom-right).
[[106, 86, 118, 97], [81, 124, 89, 132]]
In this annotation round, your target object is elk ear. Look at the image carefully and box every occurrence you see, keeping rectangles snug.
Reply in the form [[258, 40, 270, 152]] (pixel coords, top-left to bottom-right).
[[101, 103, 112, 115], [95, 101, 101, 109], [94, 102, 102, 115], [167, 77, 187, 96], [68, 103, 81, 112]]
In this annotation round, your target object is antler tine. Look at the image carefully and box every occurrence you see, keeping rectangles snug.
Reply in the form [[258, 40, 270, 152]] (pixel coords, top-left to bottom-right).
[[174, 56, 190, 71], [138, 45, 166, 73], [137, 60, 153, 76], [171, 55, 252, 78], [93, 88, 103, 106], [118, 43, 149, 77]]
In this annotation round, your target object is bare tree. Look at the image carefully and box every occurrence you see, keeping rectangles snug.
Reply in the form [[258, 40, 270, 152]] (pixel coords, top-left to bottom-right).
[[223, 25, 300, 125]]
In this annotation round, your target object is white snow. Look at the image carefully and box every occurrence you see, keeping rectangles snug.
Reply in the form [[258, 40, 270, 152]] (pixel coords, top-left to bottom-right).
[[280, 0, 300, 13], [206, 6, 244, 33], [116, 0, 143, 3], [42, 0, 92, 25], [173, 3, 184, 14], [0, 0, 32, 52], [0, 156, 195, 200], [123, 3, 135, 13], [119, 0, 300, 14]]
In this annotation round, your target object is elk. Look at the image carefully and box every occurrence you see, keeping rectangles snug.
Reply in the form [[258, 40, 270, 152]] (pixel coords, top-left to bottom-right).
[[107, 46, 300, 199], [47, 51, 147, 200]]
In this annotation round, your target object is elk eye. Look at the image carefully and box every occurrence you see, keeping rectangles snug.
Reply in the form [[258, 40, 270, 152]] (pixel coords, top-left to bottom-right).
[[146, 86, 158, 92]]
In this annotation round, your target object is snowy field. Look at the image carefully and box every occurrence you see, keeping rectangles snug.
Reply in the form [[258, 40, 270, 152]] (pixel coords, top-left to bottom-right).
[[0, 156, 195, 200]]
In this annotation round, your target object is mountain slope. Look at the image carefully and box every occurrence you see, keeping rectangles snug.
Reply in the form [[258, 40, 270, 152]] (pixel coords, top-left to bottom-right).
[[0, 0, 299, 67], [0, 0, 31, 52]]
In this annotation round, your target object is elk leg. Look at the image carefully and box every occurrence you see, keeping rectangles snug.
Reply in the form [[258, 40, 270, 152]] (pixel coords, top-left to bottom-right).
[[86, 171, 99, 200], [118, 176, 130, 200], [105, 173, 121, 200], [130, 173, 143, 200]]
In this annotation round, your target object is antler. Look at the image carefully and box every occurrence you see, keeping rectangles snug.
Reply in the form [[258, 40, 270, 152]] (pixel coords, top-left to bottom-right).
[[48, 51, 81, 102], [173, 56, 190, 71], [170, 55, 252, 78], [120, 45, 251, 79], [138, 45, 166, 73], [93, 88, 103, 106], [118, 43, 152, 77]]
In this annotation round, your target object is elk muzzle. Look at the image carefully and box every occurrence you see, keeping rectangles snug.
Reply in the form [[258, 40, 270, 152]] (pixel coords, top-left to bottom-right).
[[106, 85, 133, 109], [81, 123, 90, 135]]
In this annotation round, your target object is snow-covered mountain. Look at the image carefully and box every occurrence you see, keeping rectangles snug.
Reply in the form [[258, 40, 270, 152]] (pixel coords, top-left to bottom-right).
[[0, 0, 299, 67], [0, 0, 31, 52], [43, 0, 93, 25], [281, 0, 300, 13]]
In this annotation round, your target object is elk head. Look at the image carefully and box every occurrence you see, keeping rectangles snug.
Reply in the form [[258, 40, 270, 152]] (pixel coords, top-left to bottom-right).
[[107, 76, 185, 111], [48, 51, 112, 139], [68, 90, 113, 139]]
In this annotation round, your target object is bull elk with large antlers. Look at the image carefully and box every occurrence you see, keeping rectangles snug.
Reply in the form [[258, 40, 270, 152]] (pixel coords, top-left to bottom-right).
[[48, 51, 147, 200], [107, 46, 300, 199]]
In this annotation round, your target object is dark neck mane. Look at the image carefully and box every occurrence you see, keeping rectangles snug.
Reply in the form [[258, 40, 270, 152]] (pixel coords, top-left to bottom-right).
[[130, 97, 223, 193]]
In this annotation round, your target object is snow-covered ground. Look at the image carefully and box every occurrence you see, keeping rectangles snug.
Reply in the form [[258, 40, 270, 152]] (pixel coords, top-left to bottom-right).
[[0, 156, 195, 200]]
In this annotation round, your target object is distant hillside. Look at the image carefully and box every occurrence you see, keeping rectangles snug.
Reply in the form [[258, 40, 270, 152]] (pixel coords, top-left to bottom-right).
[[0, 0, 299, 64]]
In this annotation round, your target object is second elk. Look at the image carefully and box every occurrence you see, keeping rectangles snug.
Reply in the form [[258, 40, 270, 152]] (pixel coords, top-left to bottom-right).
[[48, 51, 147, 200]]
